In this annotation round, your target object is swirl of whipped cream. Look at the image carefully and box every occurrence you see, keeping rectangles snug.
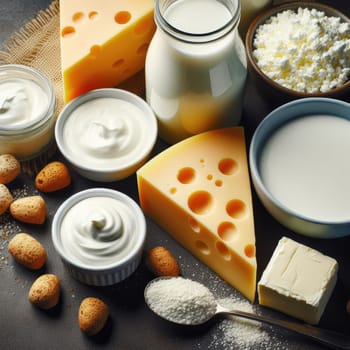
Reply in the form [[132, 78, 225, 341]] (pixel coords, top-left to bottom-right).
[[0, 78, 48, 126], [63, 97, 148, 168], [60, 196, 137, 266]]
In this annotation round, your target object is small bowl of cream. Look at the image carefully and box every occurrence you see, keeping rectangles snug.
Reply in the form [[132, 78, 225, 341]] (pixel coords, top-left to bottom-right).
[[52, 188, 146, 286], [249, 97, 350, 238], [0, 64, 56, 160], [55, 88, 158, 182]]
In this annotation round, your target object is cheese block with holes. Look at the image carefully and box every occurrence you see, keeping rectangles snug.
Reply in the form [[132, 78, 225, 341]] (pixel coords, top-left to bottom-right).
[[137, 127, 257, 301], [59, 0, 155, 102]]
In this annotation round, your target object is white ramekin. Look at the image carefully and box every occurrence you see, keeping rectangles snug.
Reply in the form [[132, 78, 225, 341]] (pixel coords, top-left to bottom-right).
[[51, 188, 146, 286], [55, 88, 158, 182]]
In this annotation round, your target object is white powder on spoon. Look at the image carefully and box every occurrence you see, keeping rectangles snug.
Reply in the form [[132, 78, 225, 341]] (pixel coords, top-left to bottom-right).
[[145, 277, 217, 325]]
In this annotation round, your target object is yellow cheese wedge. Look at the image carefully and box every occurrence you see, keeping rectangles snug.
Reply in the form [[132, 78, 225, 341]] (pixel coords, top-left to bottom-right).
[[137, 128, 257, 301], [59, 0, 155, 102]]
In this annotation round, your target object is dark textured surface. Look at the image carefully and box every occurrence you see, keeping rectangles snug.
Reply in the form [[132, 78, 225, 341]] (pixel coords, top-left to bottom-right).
[[0, 1, 349, 350]]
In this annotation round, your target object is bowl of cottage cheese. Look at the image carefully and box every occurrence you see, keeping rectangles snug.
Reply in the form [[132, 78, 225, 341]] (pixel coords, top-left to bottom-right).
[[245, 2, 350, 104]]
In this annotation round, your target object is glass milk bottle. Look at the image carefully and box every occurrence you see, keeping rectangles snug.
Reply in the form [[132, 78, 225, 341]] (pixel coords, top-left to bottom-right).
[[145, 0, 247, 144]]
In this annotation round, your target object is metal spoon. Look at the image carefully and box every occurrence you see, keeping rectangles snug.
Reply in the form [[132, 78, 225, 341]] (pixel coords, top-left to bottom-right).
[[144, 277, 350, 350]]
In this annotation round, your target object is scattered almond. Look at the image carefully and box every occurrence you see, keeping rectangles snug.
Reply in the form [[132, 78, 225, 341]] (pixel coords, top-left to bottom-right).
[[10, 195, 46, 224], [8, 233, 46, 270], [78, 297, 109, 336], [0, 184, 13, 215], [146, 246, 180, 277], [0, 154, 21, 184], [35, 161, 71, 193], [28, 274, 60, 309]]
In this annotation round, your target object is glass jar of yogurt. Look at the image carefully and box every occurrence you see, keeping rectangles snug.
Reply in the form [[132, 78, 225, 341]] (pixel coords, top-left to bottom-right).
[[145, 0, 247, 144], [0, 64, 56, 160]]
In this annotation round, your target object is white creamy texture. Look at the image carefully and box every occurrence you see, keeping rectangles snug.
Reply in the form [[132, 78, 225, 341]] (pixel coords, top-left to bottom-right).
[[258, 237, 338, 324], [146, 0, 247, 143], [0, 78, 48, 126], [145, 277, 217, 325], [60, 196, 138, 267], [253, 8, 350, 93], [165, 0, 231, 33], [63, 98, 147, 168], [260, 115, 350, 222]]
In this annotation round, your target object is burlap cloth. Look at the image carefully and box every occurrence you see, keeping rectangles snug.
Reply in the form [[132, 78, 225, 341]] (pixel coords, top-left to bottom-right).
[[0, 0, 145, 176], [0, 1, 61, 175]]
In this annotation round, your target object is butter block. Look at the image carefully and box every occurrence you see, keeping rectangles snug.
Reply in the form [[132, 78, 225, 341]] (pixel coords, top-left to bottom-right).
[[59, 0, 155, 102], [137, 128, 257, 302], [258, 237, 338, 324]]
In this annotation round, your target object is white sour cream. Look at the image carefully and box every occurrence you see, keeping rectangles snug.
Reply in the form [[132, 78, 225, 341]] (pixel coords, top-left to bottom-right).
[[60, 196, 138, 267], [0, 78, 48, 126], [260, 115, 350, 222], [63, 97, 147, 168]]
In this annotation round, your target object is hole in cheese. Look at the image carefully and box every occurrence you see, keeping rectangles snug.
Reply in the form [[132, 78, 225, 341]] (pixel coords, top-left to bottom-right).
[[218, 158, 238, 175], [112, 58, 125, 69], [215, 179, 223, 187], [89, 45, 101, 58], [244, 244, 255, 258], [89, 11, 98, 20], [188, 191, 213, 215], [195, 240, 210, 255], [217, 221, 237, 241], [177, 167, 195, 184], [226, 199, 247, 219], [115, 11, 132, 24], [61, 26, 76, 38], [137, 43, 149, 55], [189, 217, 200, 233], [72, 12, 84, 22], [216, 241, 231, 261], [207, 174, 213, 180]]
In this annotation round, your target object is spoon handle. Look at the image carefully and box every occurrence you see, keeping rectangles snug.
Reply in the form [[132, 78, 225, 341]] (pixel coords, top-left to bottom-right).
[[219, 309, 350, 350]]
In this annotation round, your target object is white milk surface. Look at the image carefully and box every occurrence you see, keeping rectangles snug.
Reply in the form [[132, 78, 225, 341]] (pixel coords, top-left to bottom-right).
[[260, 115, 350, 222], [165, 0, 231, 34]]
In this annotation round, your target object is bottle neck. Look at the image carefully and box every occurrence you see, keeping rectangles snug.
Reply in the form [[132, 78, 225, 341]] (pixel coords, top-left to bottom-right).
[[155, 0, 240, 43]]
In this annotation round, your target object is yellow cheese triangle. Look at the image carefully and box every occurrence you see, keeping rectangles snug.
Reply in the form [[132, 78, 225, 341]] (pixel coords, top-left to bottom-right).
[[59, 0, 155, 102], [137, 127, 257, 302]]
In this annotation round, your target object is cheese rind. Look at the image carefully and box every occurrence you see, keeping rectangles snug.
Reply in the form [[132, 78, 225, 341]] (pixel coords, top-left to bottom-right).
[[137, 128, 257, 302], [59, 0, 155, 102], [258, 237, 338, 324]]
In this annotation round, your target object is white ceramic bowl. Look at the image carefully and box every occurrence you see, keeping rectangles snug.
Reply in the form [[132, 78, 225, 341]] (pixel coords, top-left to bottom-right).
[[55, 88, 158, 182], [249, 97, 350, 238], [52, 188, 146, 285]]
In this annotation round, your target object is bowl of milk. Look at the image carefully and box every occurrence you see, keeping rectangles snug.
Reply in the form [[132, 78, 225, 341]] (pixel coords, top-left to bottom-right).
[[249, 97, 350, 238]]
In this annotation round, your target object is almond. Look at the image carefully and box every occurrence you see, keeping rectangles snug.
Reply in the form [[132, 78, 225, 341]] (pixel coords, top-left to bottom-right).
[[35, 161, 71, 193], [146, 246, 180, 277], [0, 154, 20, 184], [10, 195, 46, 224], [0, 184, 13, 215], [8, 233, 46, 270], [78, 297, 109, 336], [28, 274, 60, 309]]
